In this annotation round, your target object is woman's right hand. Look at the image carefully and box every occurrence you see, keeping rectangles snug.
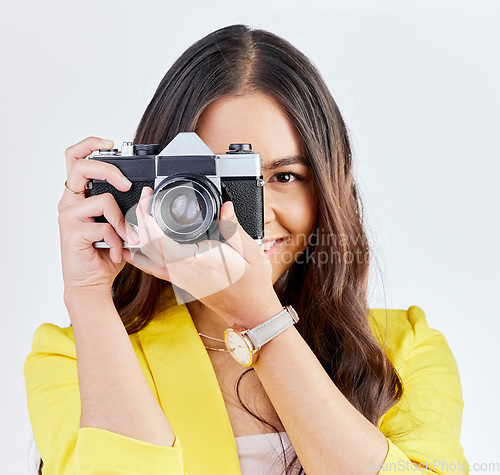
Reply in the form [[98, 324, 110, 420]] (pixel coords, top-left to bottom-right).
[[58, 137, 139, 294]]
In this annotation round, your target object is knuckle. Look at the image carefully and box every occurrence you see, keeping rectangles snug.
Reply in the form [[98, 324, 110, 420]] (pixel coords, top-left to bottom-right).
[[64, 146, 77, 161], [105, 165, 124, 181], [104, 228, 122, 246], [68, 158, 84, 175], [57, 200, 65, 214], [98, 223, 115, 241], [100, 192, 117, 206], [101, 222, 114, 234], [103, 192, 114, 201], [114, 214, 126, 229], [94, 161, 122, 180], [57, 204, 72, 223], [107, 222, 122, 238], [109, 200, 124, 219]]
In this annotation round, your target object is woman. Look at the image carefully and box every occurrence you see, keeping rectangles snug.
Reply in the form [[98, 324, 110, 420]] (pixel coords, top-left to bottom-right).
[[25, 25, 467, 474]]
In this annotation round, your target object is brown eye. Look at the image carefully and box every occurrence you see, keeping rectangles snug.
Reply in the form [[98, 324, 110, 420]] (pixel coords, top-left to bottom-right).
[[273, 172, 302, 183]]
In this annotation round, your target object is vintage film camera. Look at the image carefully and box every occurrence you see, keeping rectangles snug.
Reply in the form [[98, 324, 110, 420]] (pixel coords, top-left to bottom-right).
[[88, 132, 264, 246]]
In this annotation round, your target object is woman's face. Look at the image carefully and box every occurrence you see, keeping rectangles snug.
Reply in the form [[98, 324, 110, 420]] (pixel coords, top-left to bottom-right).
[[196, 92, 317, 284]]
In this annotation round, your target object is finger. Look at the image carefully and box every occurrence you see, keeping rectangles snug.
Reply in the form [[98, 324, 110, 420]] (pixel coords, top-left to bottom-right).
[[65, 136, 114, 175], [138, 215, 197, 266], [218, 201, 263, 263], [123, 249, 171, 281], [60, 157, 133, 215], [71, 222, 124, 264], [135, 187, 195, 264], [136, 187, 157, 243], [61, 193, 139, 245], [65, 158, 132, 198], [135, 187, 165, 253]]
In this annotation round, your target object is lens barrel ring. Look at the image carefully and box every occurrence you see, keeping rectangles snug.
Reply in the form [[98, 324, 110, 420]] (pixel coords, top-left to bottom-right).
[[150, 174, 222, 244]]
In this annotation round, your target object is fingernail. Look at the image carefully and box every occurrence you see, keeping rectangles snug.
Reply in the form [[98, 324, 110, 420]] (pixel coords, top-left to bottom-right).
[[112, 248, 121, 264], [224, 201, 235, 218], [122, 177, 132, 188], [101, 139, 114, 148], [140, 187, 152, 199]]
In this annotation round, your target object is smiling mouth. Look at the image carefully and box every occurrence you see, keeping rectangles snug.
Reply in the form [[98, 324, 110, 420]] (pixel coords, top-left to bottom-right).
[[262, 238, 284, 254]]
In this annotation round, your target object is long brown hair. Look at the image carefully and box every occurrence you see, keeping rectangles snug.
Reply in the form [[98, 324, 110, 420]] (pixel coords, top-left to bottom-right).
[[111, 24, 403, 473]]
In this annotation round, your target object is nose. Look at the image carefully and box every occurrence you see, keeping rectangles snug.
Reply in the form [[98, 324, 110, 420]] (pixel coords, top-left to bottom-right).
[[263, 186, 276, 226]]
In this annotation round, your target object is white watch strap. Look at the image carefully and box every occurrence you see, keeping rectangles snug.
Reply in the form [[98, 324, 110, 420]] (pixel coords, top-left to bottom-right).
[[247, 306, 298, 350]]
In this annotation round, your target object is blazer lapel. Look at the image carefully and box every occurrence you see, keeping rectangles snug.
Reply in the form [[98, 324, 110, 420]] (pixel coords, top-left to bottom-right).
[[138, 294, 241, 474]]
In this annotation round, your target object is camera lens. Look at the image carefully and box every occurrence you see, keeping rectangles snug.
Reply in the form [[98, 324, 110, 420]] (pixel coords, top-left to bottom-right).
[[150, 174, 222, 243], [169, 191, 202, 227], [160, 186, 205, 231]]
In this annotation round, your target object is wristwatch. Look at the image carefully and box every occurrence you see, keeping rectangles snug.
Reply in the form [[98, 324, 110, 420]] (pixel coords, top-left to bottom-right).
[[224, 306, 299, 367]]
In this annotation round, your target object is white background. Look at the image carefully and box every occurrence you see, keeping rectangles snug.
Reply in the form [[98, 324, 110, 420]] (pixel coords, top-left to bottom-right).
[[1, 1, 499, 473]]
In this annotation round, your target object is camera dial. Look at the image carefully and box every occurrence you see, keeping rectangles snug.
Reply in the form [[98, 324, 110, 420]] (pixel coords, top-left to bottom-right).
[[97, 149, 119, 156], [228, 143, 252, 153]]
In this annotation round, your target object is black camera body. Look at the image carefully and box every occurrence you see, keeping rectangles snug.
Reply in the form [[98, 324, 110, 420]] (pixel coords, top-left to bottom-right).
[[88, 132, 264, 245]]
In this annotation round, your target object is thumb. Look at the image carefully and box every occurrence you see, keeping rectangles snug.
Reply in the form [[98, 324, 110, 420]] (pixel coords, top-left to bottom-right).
[[218, 201, 263, 262]]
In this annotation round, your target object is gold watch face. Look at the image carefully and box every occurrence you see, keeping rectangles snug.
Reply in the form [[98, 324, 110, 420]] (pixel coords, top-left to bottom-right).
[[224, 328, 253, 367]]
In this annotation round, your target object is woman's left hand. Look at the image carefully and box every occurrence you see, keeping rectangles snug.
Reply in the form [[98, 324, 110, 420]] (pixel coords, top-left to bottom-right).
[[123, 187, 282, 327]]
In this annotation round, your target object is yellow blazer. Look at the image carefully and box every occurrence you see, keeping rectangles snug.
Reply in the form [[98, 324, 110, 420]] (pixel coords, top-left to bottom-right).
[[25, 301, 468, 474]]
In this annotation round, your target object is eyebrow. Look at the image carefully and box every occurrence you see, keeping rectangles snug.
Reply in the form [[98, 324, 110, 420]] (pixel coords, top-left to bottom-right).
[[262, 155, 309, 171]]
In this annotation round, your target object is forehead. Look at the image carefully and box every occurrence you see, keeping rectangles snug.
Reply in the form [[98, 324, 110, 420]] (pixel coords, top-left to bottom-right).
[[195, 93, 305, 162]]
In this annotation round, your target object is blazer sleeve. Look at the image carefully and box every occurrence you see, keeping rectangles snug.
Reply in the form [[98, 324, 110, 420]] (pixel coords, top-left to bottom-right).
[[24, 323, 186, 474], [376, 306, 468, 474]]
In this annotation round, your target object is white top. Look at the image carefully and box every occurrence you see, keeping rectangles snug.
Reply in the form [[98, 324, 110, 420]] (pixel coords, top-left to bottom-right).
[[235, 432, 301, 474]]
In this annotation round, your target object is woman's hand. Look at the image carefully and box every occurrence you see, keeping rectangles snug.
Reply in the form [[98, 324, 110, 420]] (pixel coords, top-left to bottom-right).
[[58, 137, 139, 295], [126, 187, 282, 327]]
